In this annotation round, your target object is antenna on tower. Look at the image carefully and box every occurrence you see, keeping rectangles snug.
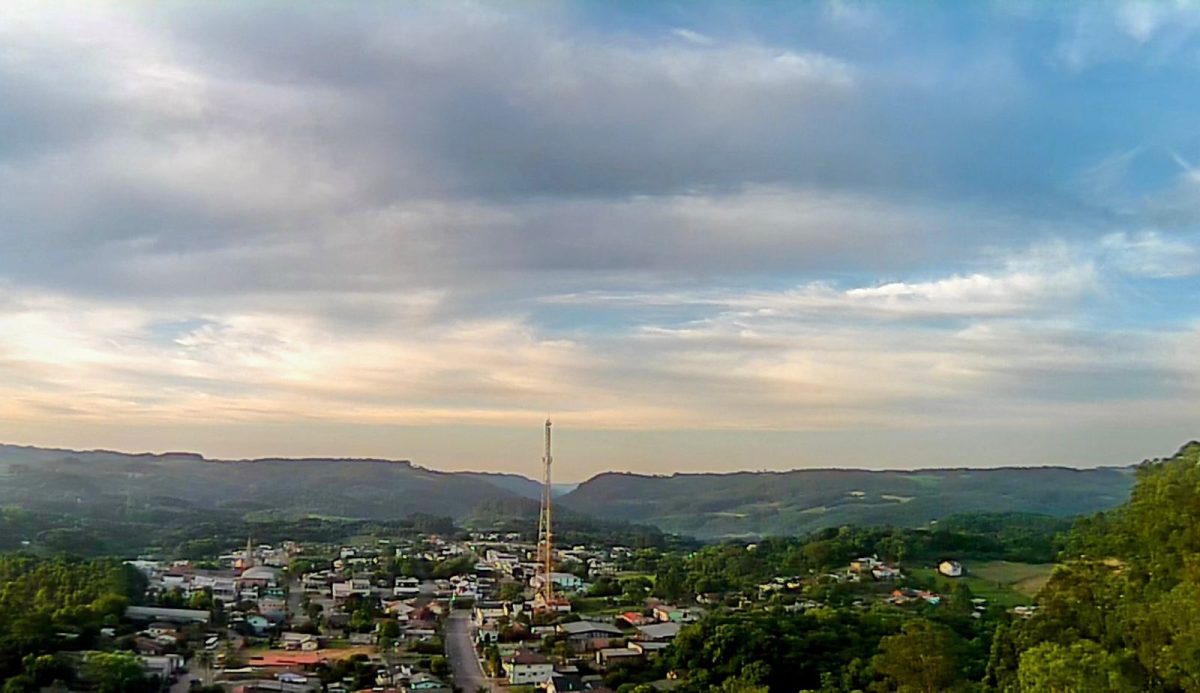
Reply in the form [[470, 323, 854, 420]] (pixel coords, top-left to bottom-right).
[[536, 418, 556, 611]]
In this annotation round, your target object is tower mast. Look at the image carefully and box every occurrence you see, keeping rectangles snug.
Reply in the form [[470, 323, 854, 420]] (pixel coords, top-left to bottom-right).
[[537, 419, 554, 608]]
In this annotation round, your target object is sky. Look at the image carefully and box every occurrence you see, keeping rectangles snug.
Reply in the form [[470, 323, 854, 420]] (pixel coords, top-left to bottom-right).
[[1, 1, 1198, 481]]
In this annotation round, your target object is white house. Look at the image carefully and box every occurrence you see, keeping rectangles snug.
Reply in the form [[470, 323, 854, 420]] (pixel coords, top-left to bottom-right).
[[472, 601, 509, 625], [476, 622, 500, 644], [280, 632, 320, 651], [394, 577, 421, 597], [938, 560, 963, 577], [530, 572, 583, 592], [504, 650, 553, 686], [849, 556, 881, 573], [332, 578, 372, 601]]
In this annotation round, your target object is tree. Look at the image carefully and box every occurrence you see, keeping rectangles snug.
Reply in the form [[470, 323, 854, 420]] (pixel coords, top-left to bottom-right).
[[715, 680, 768, 693], [2, 676, 36, 693], [587, 577, 621, 598], [483, 645, 502, 677], [873, 620, 963, 693], [654, 557, 687, 602], [1017, 640, 1140, 692], [188, 588, 213, 611], [430, 655, 450, 678], [23, 653, 75, 688], [84, 652, 151, 693], [378, 619, 401, 645], [620, 577, 653, 604], [499, 581, 526, 602]]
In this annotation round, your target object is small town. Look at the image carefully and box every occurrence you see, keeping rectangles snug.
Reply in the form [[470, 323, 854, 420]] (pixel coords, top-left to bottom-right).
[[4, 425, 1062, 692], [88, 423, 1040, 692], [112, 525, 1031, 693], [2, 3, 1195, 690]]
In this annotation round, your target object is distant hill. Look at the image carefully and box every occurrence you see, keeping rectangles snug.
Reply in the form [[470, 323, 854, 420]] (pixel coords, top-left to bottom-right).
[[0, 444, 524, 522], [0, 443, 1143, 541], [559, 466, 1137, 538], [456, 472, 576, 500]]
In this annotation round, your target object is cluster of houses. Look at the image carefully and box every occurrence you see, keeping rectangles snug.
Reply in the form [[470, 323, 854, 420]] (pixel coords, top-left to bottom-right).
[[120, 537, 463, 693], [887, 588, 944, 606], [117, 532, 1001, 693], [848, 555, 904, 581], [128, 546, 291, 636], [472, 599, 694, 688], [131, 554, 288, 607]]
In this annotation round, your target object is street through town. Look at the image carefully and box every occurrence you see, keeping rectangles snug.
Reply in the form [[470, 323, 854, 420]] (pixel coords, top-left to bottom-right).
[[446, 610, 495, 693]]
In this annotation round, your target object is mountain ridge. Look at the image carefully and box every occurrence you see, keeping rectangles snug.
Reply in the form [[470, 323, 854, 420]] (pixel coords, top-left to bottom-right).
[[0, 441, 1162, 539], [561, 462, 1143, 538]]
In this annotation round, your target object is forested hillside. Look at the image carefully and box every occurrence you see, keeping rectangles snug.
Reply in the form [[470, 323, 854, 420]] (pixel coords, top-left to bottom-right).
[[0, 443, 1150, 545], [0, 556, 145, 682], [600, 443, 1200, 691], [991, 441, 1200, 691], [0, 444, 524, 522], [561, 465, 1136, 538]]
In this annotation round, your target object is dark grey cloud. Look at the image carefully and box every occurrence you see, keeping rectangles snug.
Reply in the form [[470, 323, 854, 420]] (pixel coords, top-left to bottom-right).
[[5, 0, 1188, 311]]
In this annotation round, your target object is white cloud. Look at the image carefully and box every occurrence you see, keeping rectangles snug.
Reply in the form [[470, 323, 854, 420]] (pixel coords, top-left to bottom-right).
[[670, 28, 714, 46], [549, 254, 1097, 320]]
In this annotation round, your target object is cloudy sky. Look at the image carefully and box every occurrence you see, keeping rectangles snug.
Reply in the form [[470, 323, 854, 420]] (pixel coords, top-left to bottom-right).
[[1, 1, 1198, 479]]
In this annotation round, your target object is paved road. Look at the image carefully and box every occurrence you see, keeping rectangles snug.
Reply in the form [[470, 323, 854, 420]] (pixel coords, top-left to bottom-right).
[[446, 610, 495, 693], [167, 670, 193, 693], [286, 575, 310, 627]]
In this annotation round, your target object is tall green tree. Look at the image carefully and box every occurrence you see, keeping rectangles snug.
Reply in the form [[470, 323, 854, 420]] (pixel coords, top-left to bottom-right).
[[1017, 640, 1140, 692], [83, 652, 152, 693], [873, 620, 964, 693]]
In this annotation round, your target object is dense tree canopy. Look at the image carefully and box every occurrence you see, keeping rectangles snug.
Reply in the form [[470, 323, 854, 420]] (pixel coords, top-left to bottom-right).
[[994, 442, 1200, 692], [0, 555, 145, 680]]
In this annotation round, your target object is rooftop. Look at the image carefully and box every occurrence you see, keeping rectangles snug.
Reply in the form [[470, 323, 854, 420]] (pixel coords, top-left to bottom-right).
[[559, 620, 623, 636], [505, 649, 550, 665]]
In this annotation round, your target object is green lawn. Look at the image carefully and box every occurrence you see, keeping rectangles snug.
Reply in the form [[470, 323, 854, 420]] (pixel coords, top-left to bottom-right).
[[571, 596, 635, 617], [615, 571, 657, 584], [970, 560, 1056, 597], [909, 561, 1055, 607]]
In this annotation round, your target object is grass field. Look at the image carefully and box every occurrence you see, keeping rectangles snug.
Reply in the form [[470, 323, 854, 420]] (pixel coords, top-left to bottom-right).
[[615, 571, 657, 583], [910, 560, 1056, 607], [571, 595, 632, 616], [970, 561, 1056, 597]]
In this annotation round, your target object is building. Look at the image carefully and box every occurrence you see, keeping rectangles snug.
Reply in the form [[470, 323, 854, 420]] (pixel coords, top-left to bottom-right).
[[137, 654, 184, 680], [596, 648, 642, 667], [531, 572, 584, 592], [629, 641, 670, 656], [651, 606, 700, 624], [534, 592, 573, 613], [404, 673, 451, 693], [504, 650, 554, 686], [871, 565, 902, 581], [240, 566, 281, 588], [938, 560, 963, 577], [472, 601, 509, 625], [635, 622, 681, 642], [280, 632, 321, 651], [331, 578, 372, 601], [476, 622, 500, 644], [125, 606, 211, 625], [548, 673, 588, 693], [394, 577, 421, 597], [557, 621, 624, 651]]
